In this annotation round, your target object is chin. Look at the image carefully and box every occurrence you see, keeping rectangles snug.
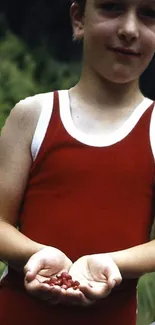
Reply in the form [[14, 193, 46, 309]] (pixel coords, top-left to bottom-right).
[[99, 64, 141, 84], [105, 72, 139, 85]]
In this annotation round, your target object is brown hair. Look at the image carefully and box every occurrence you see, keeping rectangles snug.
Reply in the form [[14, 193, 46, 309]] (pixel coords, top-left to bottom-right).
[[71, 0, 86, 15]]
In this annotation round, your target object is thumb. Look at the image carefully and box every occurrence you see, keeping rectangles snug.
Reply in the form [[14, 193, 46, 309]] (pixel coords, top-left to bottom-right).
[[104, 258, 122, 289], [108, 278, 117, 289], [107, 270, 122, 289], [24, 254, 44, 282]]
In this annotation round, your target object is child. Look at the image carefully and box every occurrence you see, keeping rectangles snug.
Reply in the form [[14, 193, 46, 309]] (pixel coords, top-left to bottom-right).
[[0, 0, 155, 324]]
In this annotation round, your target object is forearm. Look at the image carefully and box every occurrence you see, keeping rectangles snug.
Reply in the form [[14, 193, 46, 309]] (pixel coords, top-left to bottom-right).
[[108, 240, 155, 278], [0, 221, 45, 271]]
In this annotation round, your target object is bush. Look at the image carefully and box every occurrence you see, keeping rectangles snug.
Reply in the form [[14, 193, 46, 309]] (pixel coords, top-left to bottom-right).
[[0, 30, 80, 129]]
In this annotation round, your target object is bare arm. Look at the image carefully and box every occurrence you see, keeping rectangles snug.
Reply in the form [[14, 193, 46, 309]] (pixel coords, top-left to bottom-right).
[[109, 239, 155, 278], [0, 95, 46, 271]]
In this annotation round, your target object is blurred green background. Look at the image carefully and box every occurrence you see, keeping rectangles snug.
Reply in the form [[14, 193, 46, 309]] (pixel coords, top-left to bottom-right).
[[0, 3, 155, 323]]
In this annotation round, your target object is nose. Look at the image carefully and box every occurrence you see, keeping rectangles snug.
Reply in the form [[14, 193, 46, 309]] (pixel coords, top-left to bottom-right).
[[117, 10, 140, 43]]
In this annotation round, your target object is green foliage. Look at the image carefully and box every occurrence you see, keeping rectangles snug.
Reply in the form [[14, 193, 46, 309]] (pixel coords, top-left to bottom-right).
[[0, 28, 80, 129], [137, 273, 155, 325], [0, 262, 6, 278], [32, 45, 80, 93], [0, 32, 38, 128]]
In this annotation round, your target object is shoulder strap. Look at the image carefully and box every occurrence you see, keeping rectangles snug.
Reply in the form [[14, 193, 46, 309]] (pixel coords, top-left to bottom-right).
[[150, 102, 155, 160], [31, 92, 54, 161]]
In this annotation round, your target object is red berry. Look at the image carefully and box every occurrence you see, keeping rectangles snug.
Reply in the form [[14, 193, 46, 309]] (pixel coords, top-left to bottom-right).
[[44, 274, 80, 290], [62, 278, 68, 286], [66, 283, 72, 289], [73, 280, 80, 287], [61, 272, 72, 280], [66, 281, 72, 289], [49, 278, 58, 285], [73, 286, 79, 290], [57, 279, 63, 286]]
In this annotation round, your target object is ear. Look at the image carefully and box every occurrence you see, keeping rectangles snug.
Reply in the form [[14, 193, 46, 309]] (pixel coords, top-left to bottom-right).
[[70, 2, 84, 41]]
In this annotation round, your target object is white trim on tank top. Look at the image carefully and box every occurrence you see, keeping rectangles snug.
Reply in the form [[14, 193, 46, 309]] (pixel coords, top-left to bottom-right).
[[150, 105, 155, 159], [31, 89, 154, 161], [59, 89, 153, 147], [31, 92, 54, 160]]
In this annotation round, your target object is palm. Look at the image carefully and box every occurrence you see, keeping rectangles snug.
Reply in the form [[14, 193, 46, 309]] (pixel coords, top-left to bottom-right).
[[69, 255, 107, 282], [24, 247, 72, 301], [69, 254, 122, 301], [33, 254, 71, 283], [34, 265, 65, 285]]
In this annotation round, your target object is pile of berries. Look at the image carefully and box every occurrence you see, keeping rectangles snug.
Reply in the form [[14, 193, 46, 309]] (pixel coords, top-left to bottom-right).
[[44, 272, 80, 290]]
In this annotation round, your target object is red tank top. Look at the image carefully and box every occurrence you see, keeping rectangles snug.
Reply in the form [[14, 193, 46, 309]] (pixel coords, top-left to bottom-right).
[[0, 91, 155, 325]]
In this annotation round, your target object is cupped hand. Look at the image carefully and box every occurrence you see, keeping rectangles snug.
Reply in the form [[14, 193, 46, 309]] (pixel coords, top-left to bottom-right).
[[24, 246, 72, 304], [67, 254, 122, 306]]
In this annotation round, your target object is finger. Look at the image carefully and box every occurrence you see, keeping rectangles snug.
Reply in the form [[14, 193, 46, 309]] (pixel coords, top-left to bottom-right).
[[106, 266, 122, 289], [48, 287, 68, 305], [108, 273, 122, 288], [25, 279, 53, 300], [104, 258, 122, 289], [80, 298, 96, 307], [47, 287, 65, 305], [61, 287, 83, 305], [64, 287, 96, 306], [78, 293, 96, 307], [25, 279, 64, 302]]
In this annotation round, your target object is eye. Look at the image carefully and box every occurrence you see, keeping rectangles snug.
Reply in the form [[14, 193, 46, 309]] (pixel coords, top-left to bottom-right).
[[99, 2, 124, 13], [139, 8, 155, 20]]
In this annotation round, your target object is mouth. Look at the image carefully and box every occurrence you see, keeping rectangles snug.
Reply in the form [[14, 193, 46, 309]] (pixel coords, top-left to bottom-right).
[[109, 47, 141, 57]]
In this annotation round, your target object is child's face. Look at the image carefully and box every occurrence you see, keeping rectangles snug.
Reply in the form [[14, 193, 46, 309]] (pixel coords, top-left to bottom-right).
[[71, 0, 155, 84]]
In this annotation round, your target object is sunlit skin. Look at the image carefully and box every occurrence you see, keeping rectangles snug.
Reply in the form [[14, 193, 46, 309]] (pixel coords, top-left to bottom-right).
[[70, 0, 155, 113], [81, 0, 155, 82], [24, 248, 122, 306]]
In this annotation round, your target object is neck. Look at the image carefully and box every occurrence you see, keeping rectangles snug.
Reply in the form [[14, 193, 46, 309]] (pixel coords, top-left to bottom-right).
[[73, 66, 144, 111]]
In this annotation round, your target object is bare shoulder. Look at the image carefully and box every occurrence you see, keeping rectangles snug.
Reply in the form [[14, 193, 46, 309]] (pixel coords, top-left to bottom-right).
[[0, 92, 54, 155], [1, 92, 53, 139], [16, 91, 53, 118]]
